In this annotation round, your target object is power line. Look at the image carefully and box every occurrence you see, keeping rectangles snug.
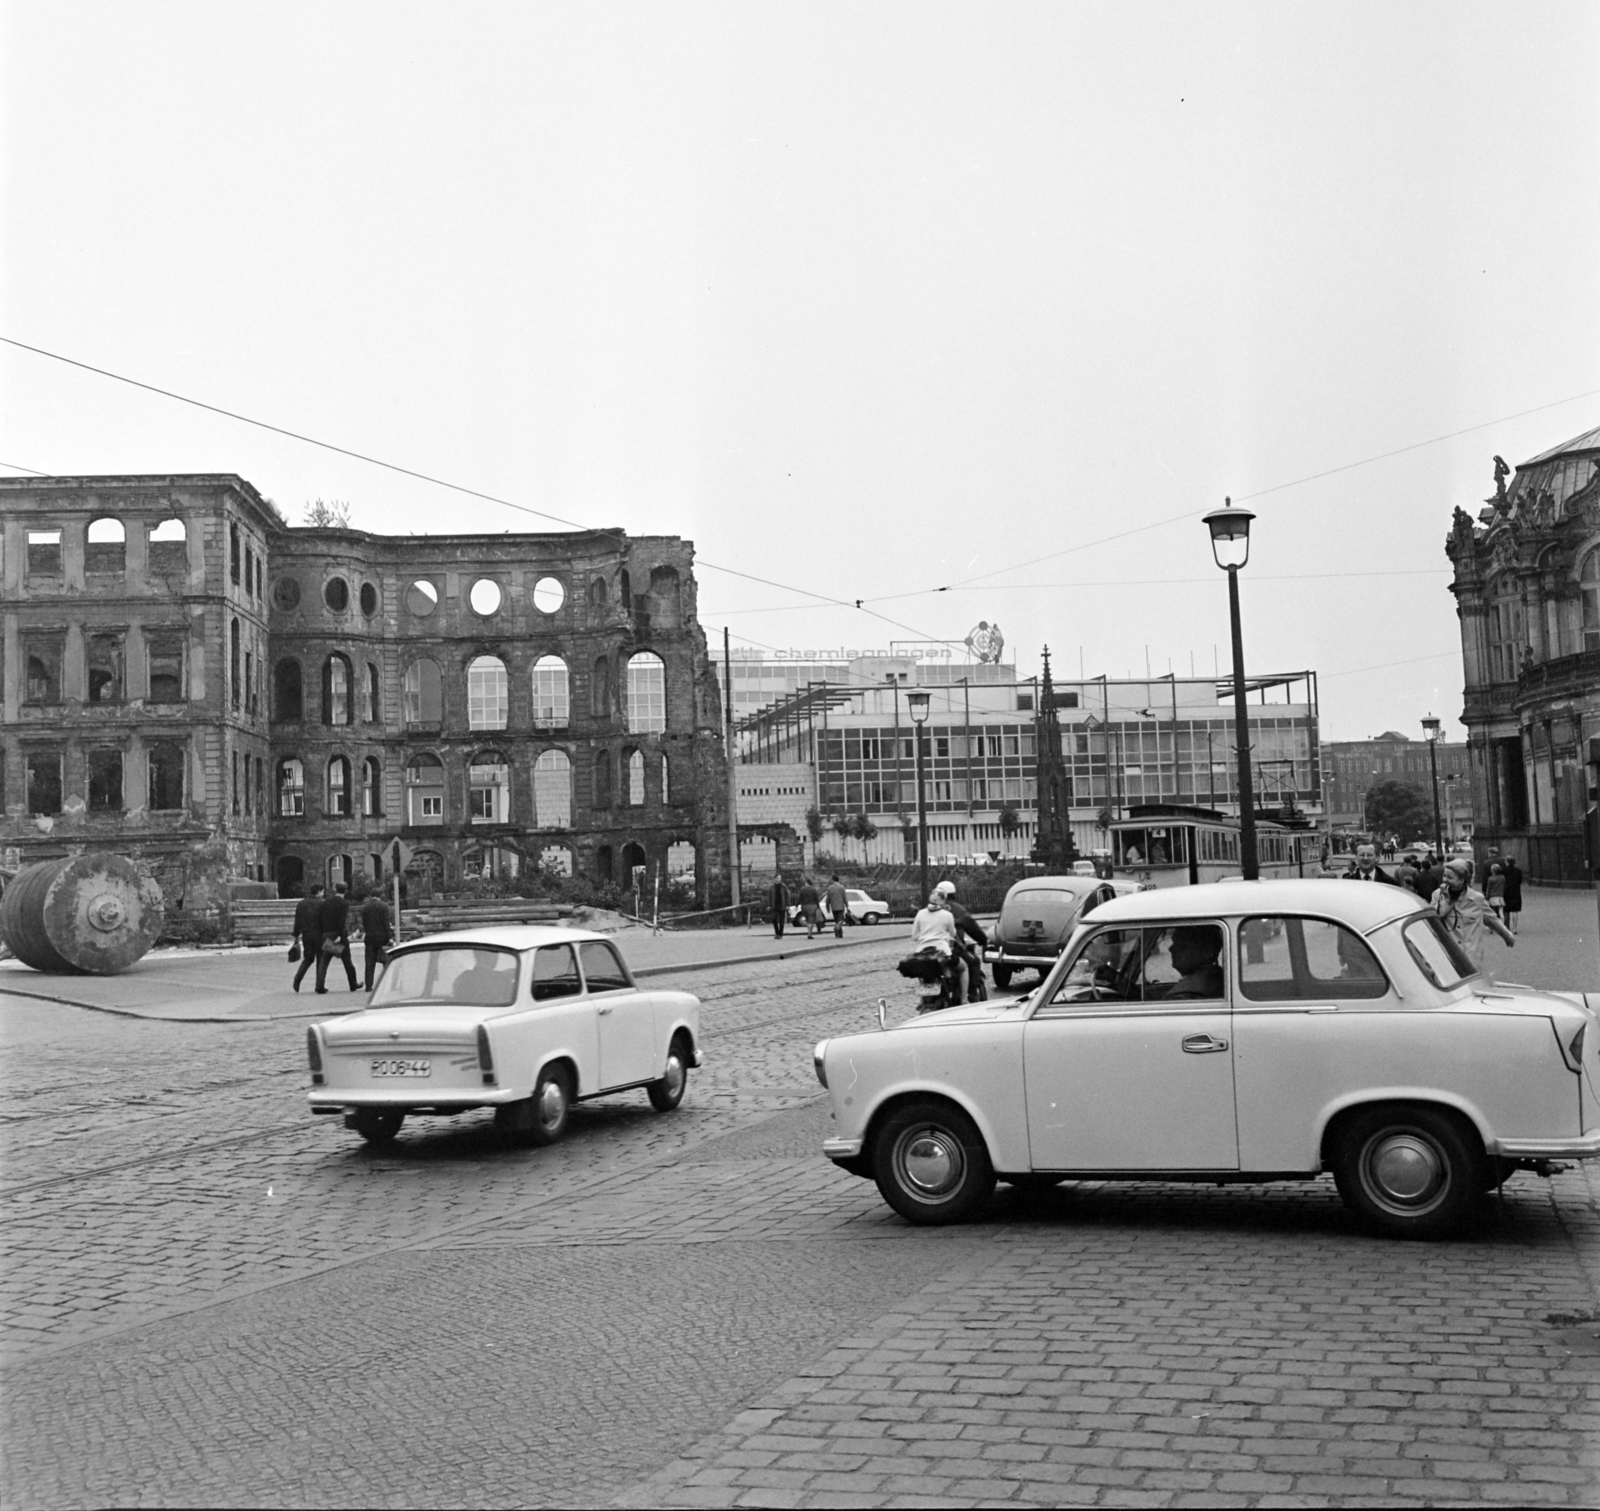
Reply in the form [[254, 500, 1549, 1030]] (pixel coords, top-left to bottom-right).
[[0, 459, 49, 476]]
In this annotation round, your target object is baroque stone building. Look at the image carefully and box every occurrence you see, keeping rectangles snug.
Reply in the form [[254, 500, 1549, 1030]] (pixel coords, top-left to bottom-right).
[[1446, 424, 1600, 886], [1, 475, 731, 907]]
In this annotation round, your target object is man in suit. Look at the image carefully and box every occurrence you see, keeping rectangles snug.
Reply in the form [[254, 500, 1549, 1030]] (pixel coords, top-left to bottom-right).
[[359, 888, 394, 991], [291, 883, 325, 992], [769, 874, 789, 939], [315, 882, 360, 993], [1341, 843, 1396, 885]]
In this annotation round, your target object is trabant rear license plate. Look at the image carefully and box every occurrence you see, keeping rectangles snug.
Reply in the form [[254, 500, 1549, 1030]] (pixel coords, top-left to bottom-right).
[[370, 1058, 431, 1078]]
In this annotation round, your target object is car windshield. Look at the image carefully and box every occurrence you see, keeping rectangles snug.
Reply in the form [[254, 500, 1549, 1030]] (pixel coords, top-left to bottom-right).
[[1402, 913, 1478, 990], [369, 946, 522, 1008]]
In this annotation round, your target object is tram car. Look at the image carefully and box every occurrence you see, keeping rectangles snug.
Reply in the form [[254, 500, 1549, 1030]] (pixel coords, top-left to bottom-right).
[[1109, 804, 1315, 888]]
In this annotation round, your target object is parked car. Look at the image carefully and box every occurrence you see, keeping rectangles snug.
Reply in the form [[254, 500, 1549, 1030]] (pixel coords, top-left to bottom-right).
[[982, 874, 1115, 990], [813, 879, 1599, 1237], [307, 927, 702, 1146], [790, 888, 891, 926]]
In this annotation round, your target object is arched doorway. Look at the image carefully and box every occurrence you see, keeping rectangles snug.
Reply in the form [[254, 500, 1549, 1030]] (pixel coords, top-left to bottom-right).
[[275, 855, 305, 898]]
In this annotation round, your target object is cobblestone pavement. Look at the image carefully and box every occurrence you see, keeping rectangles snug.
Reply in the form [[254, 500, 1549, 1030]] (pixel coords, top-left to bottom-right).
[[2, 939, 1598, 1509]]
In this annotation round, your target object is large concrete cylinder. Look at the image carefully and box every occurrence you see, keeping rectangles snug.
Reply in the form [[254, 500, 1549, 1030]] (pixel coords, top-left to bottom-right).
[[0, 853, 165, 975]]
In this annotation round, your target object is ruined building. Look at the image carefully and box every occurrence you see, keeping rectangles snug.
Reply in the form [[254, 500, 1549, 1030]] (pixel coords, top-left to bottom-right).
[[1, 475, 731, 909]]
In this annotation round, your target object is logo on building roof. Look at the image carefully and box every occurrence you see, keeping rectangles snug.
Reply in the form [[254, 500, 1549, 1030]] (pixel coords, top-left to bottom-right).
[[964, 621, 1005, 664]]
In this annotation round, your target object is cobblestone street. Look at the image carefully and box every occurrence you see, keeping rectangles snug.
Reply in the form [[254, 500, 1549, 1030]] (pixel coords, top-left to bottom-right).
[[3, 937, 1598, 1508]]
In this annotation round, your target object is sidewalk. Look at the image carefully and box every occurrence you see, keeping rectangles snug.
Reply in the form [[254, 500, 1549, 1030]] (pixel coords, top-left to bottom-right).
[[0, 918, 914, 1023]]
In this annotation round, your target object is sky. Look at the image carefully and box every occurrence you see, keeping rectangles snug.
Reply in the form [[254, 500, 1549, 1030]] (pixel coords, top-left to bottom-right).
[[3, 1, 1597, 740]]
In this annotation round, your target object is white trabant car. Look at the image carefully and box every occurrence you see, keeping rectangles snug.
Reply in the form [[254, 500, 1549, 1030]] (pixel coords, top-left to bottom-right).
[[307, 927, 703, 1147], [814, 880, 1599, 1237]]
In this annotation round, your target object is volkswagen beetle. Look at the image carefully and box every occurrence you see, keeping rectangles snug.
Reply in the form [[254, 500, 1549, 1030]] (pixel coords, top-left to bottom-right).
[[815, 880, 1598, 1237]]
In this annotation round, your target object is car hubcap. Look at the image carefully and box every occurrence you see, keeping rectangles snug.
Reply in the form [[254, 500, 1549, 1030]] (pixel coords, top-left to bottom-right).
[[538, 1079, 566, 1127], [897, 1127, 965, 1201], [1364, 1131, 1446, 1211], [663, 1055, 684, 1098]]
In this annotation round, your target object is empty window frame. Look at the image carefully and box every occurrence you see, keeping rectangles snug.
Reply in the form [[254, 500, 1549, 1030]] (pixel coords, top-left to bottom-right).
[[626, 652, 666, 733], [403, 659, 443, 724], [326, 755, 352, 817], [23, 635, 64, 705], [231, 620, 243, 710], [467, 655, 509, 731], [89, 748, 123, 812], [255, 756, 266, 817], [147, 634, 186, 703], [591, 655, 613, 719], [627, 747, 646, 805], [365, 663, 380, 725], [362, 756, 382, 817], [531, 656, 570, 730], [274, 659, 304, 721], [406, 754, 446, 825], [468, 754, 511, 823], [85, 518, 126, 574], [593, 749, 613, 808], [533, 750, 572, 829], [26, 750, 63, 815], [230, 524, 242, 585], [323, 654, 352, 726], [148, 741, 187, 811], [660, 753, 670, 805], [278, 757, 306, 817], [26, 529, 62, 576], [147, 518, 187, 574]]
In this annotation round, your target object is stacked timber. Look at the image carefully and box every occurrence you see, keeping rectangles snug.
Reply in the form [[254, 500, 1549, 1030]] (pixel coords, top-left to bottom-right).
[[231, 899, 301, 944], [0, 854, 164, 975], [401, 899, 573, 935]]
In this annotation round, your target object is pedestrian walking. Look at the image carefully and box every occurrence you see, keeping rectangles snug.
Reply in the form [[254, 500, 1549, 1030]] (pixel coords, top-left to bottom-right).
[[1415, 854, 1443, 903], [359, 888, 394, 991], [1502, 857, 1524, 936], [1485, 862, 1507, 924], [769, 874, 789, 940], [797, 876, 821, 939], [823, 874, 849, 939], [1433, 858, 1514, 974], [291, 883, 325, 992], [314, 882, 360, 993]]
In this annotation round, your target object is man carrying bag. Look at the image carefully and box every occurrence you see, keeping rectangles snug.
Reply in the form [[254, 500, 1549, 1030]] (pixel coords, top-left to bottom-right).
[[360, 889, 395, 991]]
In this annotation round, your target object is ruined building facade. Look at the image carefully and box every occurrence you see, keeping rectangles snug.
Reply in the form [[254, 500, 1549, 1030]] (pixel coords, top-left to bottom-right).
[[1, 475, 731, 908]]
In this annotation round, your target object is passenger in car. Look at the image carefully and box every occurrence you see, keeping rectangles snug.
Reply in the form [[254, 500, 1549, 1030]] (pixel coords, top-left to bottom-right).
[[1148, 925, 1225, 1000]]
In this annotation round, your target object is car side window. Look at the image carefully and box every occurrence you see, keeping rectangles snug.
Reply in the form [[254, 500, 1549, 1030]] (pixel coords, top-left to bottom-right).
[[1046, 923, 1227, 1012], [578, 940, 632, 993], [1048, 928, 1143, 1007], [1239, 916, 1389, 1002], [448, 948, 521, 1006], [531, 944, 582, 1002]]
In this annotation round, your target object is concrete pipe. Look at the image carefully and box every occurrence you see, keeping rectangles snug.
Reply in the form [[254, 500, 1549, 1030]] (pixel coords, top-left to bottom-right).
[[0, 853, 165, 975]]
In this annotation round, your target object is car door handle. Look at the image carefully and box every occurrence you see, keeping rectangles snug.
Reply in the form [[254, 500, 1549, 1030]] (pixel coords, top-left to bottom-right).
[[1182, 1033, 1229, 1054], [597, 1006, 613, 1016]]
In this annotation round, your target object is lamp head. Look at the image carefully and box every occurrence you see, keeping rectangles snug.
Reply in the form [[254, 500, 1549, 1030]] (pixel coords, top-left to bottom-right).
[[1422, 715, 1442, 741], [906, 690, 931, 725], [1203, 499, 1255, 570]]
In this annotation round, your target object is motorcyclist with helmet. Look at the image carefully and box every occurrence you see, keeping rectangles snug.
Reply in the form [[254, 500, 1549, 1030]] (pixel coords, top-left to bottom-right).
[[933, 879, 988, 1003]]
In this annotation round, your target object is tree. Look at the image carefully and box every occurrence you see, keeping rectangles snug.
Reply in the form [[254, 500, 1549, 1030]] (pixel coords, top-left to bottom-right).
[[803, 805, 824, 844], [849, 812, 878, 845], [998, 801, 1021, 839], [1096, 805, 1113, 832], [304, 497, 352, 528], [1364, 779, 1434, 843]]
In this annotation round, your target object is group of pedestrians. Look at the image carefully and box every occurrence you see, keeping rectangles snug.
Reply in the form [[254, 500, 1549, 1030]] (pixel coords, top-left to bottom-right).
[[1338, 841, 1522, 971], [289, 883, 395, 994], [767, 874, 850, 940]]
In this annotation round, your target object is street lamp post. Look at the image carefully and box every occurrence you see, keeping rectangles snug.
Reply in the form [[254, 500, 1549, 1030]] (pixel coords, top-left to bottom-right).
[[907, 691, 931, 903], [1422, 715, 1444, 857], [1204, 501, 1259, 880]]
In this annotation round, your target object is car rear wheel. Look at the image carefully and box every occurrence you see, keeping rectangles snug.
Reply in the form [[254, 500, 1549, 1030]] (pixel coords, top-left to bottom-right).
[[1331, 1104, 1486, 1238], [861, 912, 880, 926], [648, 1035, 691, 1112], [347, 1108, 405, 1145], [991, 963, 1013, 990], [497, 1064, 573, 1146], [872, 1099, 994, 1225]]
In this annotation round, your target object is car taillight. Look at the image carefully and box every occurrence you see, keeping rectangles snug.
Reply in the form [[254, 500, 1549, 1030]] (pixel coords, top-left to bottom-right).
[[476, 1025, 496, 1084], [1562, 1023, 1587, 1073], [306, 1027, 324, 1083]]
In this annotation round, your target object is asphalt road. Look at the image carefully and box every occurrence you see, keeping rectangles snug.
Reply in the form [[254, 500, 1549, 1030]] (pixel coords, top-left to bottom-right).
[[1, 929, 1597, 1509]]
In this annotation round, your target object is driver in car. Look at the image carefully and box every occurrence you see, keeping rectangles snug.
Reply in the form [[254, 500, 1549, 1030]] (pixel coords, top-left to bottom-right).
[[1147, 925, 1225, 1000]]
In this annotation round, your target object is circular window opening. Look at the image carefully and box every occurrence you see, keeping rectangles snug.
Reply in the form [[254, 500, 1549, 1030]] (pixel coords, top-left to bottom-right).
[[359, 582, 378, 617], [324, 577, 350, 613], [469, 578, 503, 616], [272, 576, 302, 611], [533, 576, 567, 614], [406, 579, 439, 617]]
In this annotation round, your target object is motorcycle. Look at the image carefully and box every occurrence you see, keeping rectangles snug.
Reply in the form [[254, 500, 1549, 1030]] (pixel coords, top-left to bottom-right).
[[896, 945, 960, 1013]]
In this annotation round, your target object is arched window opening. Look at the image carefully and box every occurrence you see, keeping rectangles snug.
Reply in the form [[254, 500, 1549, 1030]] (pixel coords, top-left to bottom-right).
[[404, 658, 443, 724], [534, 750, 572, 829], [275, 855, 306, 899], [627, 748, 646, 806], [469, 752, 511, 824], [666, 841, 697, 892], [621, 842, 648, 891], [593, 750, 613, 809], [405, 753, 445, 826], [1582, 548, 1600, 654], [539, 843, 574, 877], [278, 758, 306, 816], [230, 524, 241, 585], [87, 632, 123, 704], [627, 652, 666, 733], [327, 756, 352, 817], [532, 655, 570, 730], [328, 853, 353, 891], [463, 844, 519, 882], [230, 619, 242, 710], [467, 655, 509, 731], [322, 654, 352, 725], [363, 756, 382, 817], [619, 569, 632, 611], [648, 565, 682, 628], [148, 517, 187, 574], [596, 845, 614, 883], [85, 517, 125, 573], [588, 577, 608, 610], [274, 659, 304, 722], [405, 848, 445, 898], [364, 663, 380, 724], [148, 741, 186, 811], [591, 655, 613, 719]]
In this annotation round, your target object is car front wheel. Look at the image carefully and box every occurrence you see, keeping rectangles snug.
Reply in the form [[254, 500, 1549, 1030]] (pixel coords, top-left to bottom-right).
[[991, 963, 1013, 990], [1332, 1104, 1486, 1238], [872, 1099, 994, 1225], [648, 1035, 691, 1112]]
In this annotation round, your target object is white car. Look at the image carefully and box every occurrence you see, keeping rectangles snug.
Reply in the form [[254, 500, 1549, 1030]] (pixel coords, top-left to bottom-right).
[[790, 888, 890, 926], [814, 879, 1599, 1237], [307, 927, 703, 1146]]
